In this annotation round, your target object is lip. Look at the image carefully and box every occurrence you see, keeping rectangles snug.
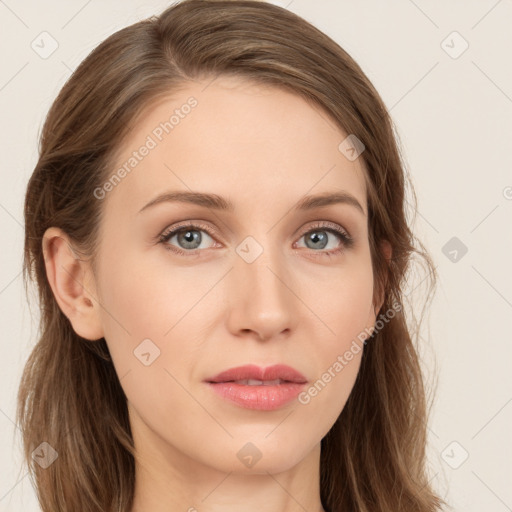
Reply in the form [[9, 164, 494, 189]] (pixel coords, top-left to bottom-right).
[[205, 364, 307, 384], [204, 364, 307, 411]]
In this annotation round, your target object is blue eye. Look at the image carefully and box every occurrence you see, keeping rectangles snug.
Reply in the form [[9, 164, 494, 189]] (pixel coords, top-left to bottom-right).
[[159, 224, 215, 252], [157, 221, 354, 258], [296, 225, 354, 255]]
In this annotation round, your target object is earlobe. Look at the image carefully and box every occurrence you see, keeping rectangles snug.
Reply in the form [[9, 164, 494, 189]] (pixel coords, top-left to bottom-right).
[[380, 239, 392, 262], [42, 227, 104, 341]]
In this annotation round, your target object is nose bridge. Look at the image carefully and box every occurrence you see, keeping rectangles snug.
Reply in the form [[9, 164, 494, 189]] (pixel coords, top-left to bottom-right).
[[229, 233, 297, 338], [239, 235, 289, 303]]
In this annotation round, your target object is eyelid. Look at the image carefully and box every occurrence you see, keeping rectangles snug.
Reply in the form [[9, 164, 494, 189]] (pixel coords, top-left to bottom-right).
[[301, 220, 351, 238], [158, 219, 351, 239], [157, 219, 354, 255], [158, 220, 219, 241]]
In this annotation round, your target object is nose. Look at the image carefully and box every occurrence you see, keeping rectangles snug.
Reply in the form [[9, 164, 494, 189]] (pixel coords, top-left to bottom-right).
[[225, 242, 300, 342]]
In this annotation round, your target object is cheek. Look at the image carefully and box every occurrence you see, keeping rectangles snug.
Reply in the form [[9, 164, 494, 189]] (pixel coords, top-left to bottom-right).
[[309, 250, 375, 348], [97, 250, 195, 339], [95, 250, 218, 384], [95, 254, 210, 437], [295, 283, 370, 438], [295, 255, 373, 423], [94, 252, 169, 376]]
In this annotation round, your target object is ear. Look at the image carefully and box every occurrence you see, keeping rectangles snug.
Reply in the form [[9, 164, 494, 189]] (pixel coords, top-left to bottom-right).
[[373, 239, 393, 316], [42, 227, 104, 341]]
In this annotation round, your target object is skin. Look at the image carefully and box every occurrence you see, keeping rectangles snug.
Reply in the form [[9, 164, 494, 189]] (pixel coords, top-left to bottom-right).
[[43, 75, 391, 512]]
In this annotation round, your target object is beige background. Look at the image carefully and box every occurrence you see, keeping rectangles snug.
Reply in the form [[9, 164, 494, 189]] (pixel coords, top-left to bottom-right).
[[1, 1, 511, 510]]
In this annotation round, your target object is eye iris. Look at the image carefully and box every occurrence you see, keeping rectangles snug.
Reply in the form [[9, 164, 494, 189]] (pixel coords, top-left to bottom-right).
[[178, 229, 201, 249], [306, 231, 328, 250]]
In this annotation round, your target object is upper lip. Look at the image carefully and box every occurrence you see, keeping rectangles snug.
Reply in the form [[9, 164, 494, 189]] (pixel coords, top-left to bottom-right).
[[205, 364, 307, 384]]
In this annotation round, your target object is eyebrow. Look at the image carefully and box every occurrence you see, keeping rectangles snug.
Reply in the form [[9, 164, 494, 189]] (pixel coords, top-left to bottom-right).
[[138, 190, 366, 216]]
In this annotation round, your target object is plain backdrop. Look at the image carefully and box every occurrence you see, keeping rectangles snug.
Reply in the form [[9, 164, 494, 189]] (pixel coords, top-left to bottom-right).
[[1, 1, 511, 511]]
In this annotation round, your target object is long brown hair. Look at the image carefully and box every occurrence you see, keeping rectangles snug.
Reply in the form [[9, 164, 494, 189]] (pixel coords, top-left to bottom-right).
[[17, 1, 445, 510]]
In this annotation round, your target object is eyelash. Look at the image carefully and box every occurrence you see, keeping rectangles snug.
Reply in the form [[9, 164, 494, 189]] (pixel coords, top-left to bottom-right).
[[157, 221, 354, 259]]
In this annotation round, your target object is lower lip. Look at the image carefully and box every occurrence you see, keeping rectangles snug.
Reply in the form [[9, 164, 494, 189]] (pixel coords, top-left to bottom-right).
[[206, 382, 306, 411]]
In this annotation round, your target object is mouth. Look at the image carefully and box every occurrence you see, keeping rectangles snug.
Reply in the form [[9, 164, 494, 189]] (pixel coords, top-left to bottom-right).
[[204, 364, 308, 411]]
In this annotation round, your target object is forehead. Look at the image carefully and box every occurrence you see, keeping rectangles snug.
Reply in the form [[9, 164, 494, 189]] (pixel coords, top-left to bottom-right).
[[103, 75, 368, 220]]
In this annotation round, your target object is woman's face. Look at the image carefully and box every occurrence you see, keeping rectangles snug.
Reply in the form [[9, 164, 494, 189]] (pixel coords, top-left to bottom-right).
[[90, 75, 380, 475]]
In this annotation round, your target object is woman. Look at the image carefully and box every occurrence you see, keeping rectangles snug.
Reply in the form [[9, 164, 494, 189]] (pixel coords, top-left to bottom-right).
[[17, 1, 444, 511]]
